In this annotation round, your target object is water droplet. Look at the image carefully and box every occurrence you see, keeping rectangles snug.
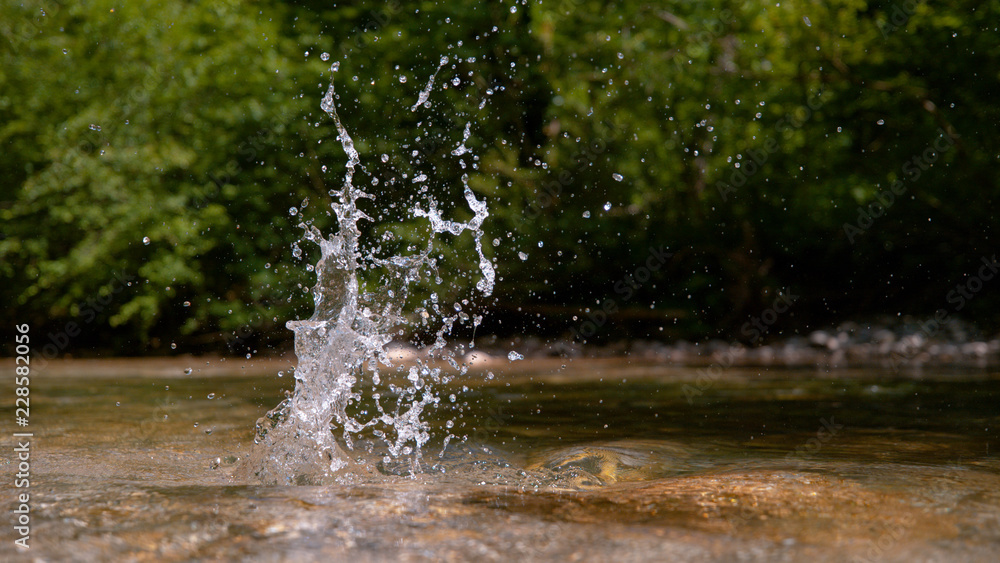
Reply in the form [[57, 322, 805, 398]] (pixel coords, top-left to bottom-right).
[[193, 422, 199, 428], [582, 211, 591, 218], [184, 368, 193, 375], [803, 16, 812, 27], [183, 301, 191, 307], [613, 173, 624, 182], [604, 202, 612, 211], [877, 119, 885, 125], [320, 52, 330, 61], [508, 351, 524, 361], [207, 393, 215, 399], [142, 236, 150, 245], [89, 124, 101, 131], [399, 75, 408, 83], [289, 207, 298, 216], [381, 154, 389, 163], [170, 342, 177, 349], [518, 252, 528, 261], [115, 402, 120, 407]]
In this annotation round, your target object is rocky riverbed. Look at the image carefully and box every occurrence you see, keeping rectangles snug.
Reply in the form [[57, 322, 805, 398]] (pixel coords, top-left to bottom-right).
[[462, 318, 1000, 370]]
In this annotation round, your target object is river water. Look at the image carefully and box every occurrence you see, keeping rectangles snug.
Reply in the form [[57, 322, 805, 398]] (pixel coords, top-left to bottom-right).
[[3, 358, 998, 561]]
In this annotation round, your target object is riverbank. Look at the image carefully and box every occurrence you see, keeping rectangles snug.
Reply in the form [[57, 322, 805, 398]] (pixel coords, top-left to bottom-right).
[[9, 318, 1000, 376], [479, 318, 1000, 369]]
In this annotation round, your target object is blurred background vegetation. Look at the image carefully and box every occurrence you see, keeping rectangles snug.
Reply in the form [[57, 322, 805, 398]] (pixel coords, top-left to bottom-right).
[[2, 0, 998, 356]]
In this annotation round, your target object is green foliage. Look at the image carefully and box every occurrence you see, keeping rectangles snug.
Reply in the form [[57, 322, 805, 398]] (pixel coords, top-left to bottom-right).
[[2, 0, 998, 354], [1, 0, 321, 350]]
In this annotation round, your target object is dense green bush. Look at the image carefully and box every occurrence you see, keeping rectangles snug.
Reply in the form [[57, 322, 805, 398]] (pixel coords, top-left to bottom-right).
[[2, 0, 998, 355]]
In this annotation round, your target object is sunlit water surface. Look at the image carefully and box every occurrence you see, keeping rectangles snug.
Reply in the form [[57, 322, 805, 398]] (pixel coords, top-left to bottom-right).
[[2, 359, 998, 562]]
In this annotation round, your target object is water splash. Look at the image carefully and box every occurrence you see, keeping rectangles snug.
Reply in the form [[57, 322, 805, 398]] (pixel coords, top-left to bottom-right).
[[410, 55, 448, 112], [236, 60, 494, 485]]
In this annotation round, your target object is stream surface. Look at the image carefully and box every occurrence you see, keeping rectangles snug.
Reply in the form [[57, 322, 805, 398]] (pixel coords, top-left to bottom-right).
[[2, 358, 999, 561]]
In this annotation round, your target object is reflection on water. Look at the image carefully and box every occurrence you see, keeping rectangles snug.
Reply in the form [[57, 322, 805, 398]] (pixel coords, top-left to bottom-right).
[[2, 360, 998, 561]]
